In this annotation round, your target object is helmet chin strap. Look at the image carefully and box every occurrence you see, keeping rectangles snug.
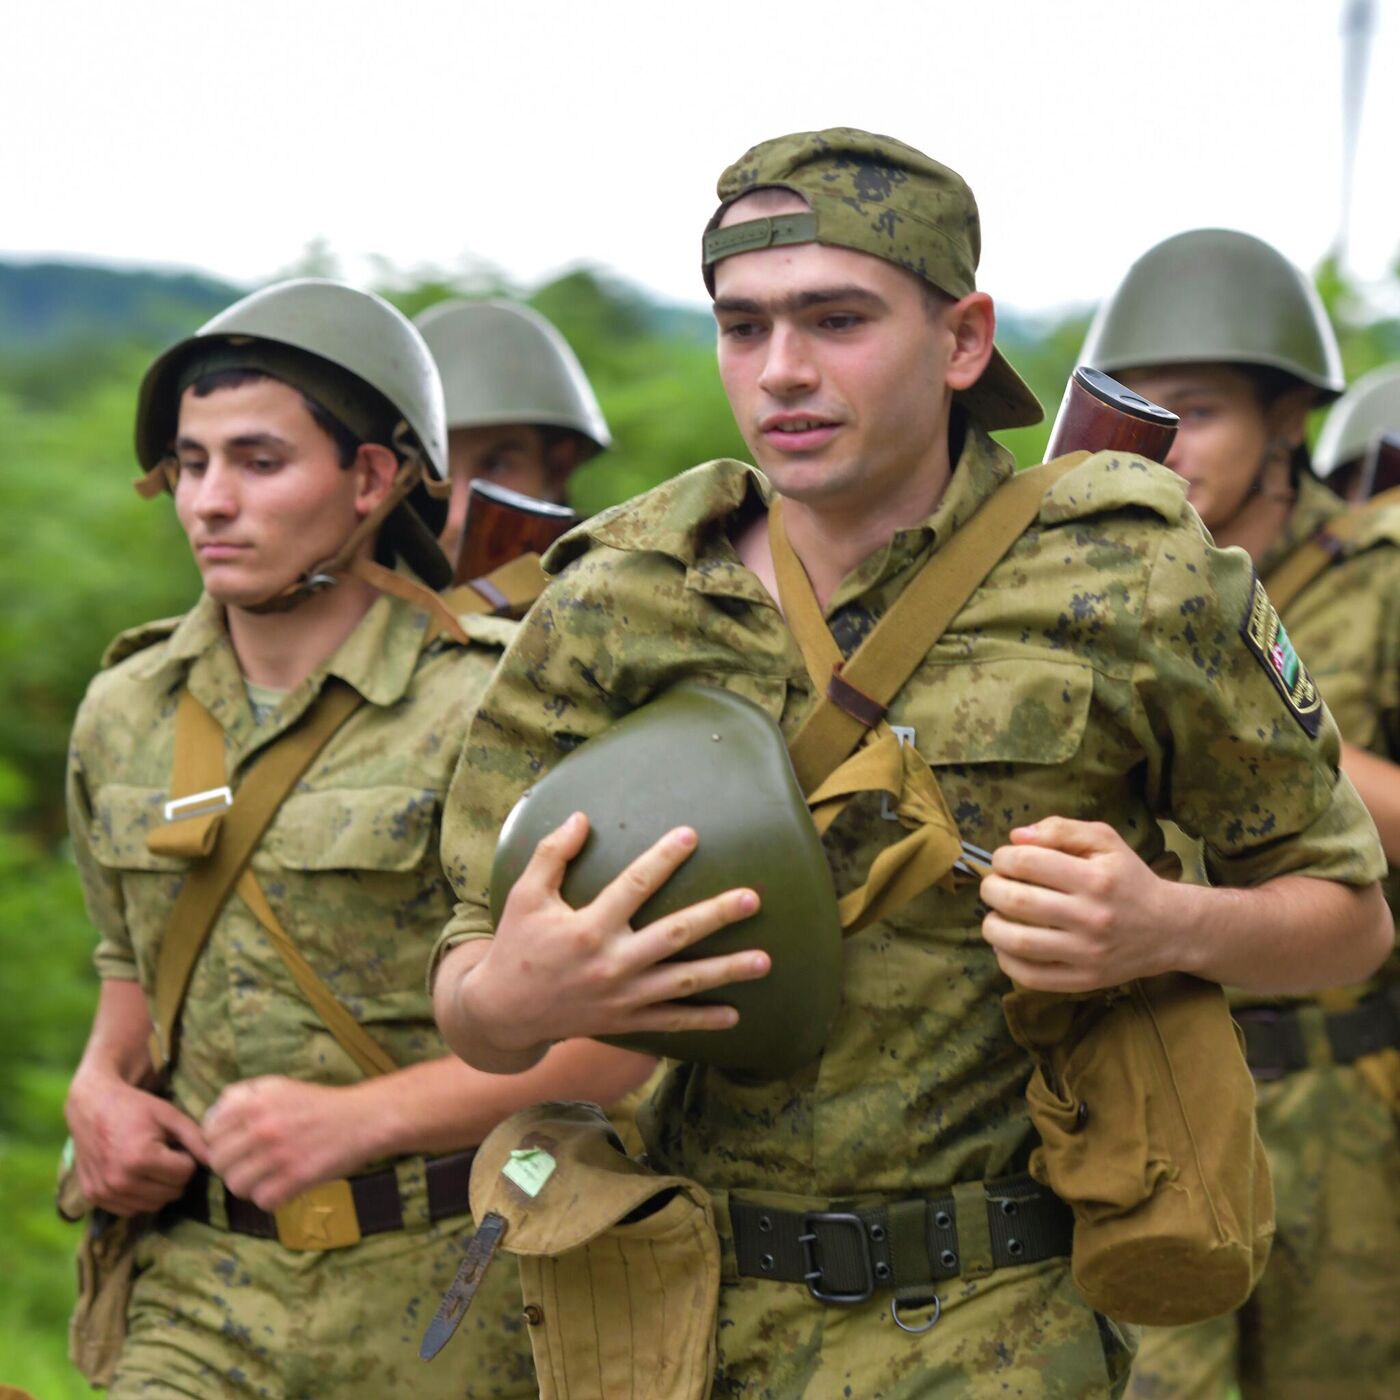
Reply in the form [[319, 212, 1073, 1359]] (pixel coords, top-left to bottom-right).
[[135, 423, 468, 642], [1212, 436, 1296, 535]]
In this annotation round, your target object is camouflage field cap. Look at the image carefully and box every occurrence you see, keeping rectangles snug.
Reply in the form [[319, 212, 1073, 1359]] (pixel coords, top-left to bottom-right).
[[1313, 362, 1400, 480], [702, 127, 1043, 430], [1082, 229, 1345, 401], [135, 279, 451, 587], [415, 299, 611, 454]]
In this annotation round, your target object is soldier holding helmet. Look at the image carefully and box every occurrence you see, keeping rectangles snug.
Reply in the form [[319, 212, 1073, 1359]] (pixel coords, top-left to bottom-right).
[[433, 132, 1391, 1395]]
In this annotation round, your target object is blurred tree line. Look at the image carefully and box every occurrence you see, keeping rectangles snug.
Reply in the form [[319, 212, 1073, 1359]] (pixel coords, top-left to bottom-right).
[[1, 246, 1397, 1394]]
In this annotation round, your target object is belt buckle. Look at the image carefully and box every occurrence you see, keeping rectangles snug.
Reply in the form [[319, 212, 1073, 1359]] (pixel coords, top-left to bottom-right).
[[798, 1211, 874, 1305], [274, 1179, 362, 1251], [163, 786, 232, 823]]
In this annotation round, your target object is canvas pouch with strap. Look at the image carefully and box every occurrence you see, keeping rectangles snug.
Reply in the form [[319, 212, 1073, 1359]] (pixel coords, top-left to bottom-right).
[[768, 455, 1273, 1326]]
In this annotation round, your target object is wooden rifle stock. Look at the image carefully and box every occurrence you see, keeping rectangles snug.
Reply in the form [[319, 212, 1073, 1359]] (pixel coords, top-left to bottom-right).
[[1044, 366, 1178, 461], [452, 479, 579, 587]]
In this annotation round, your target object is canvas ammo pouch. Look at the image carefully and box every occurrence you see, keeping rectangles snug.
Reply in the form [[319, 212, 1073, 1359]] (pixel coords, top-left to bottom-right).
[[1002, 972, 1274, 1325], [423, 1102, 719, 1400], [57, 1149, 145, 1386]]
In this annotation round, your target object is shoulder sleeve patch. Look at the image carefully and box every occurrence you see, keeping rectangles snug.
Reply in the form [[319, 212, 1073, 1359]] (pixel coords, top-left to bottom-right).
[[1039, 453, 1187, 528], [1240, 573, 1323, 738], [100, 616, 183, 670]]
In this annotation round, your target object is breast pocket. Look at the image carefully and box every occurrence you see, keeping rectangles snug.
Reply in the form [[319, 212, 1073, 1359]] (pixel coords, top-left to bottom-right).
[[256, 786, 445, 1015], [900, 656, 1096, 851]]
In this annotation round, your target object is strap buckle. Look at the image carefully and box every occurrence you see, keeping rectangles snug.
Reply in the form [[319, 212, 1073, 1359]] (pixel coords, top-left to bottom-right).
[[798, 1211, 875, 1305], [162, 786, 232, 823], [274, 1178, 362, 1251], [880, 726, 917, 820]]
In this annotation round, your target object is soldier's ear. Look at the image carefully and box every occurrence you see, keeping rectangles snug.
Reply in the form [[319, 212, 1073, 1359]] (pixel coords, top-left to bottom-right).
[[351, 443, 400, 518], [1263, 383, 1315, 449], [943, 292, 996, 395]]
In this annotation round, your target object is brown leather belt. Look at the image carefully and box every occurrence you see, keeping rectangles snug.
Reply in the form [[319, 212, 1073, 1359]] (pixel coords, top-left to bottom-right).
[[169, 1149, 476, 1250], [1237, 987, 1400, 1080]]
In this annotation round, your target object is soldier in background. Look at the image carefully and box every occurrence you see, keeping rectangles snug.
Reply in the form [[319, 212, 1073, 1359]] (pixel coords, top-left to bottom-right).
[[61, 279, 651, 1397], [415, 299, 610, 560], [1082, 229, 1400, 1400], [1313, 362, 1400, 504], [432, 132, 1391, 1396]]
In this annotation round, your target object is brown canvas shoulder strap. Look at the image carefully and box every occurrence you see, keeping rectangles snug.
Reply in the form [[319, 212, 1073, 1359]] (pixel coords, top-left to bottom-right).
[[438, 553, 549, 629], [1264, 486, 1400, 613], [146, 683, 367, 1072], [769, 454, 1086, 933], [781, 454, 1087, 793]]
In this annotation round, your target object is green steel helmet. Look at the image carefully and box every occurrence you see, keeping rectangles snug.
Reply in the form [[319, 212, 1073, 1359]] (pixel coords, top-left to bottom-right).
[[1313, 363, 1400, 480], [414, 299, 610, 455], [1081, 229, 1345, 401], [490, 684, 842, 1075], [135, 278, 451, 588]]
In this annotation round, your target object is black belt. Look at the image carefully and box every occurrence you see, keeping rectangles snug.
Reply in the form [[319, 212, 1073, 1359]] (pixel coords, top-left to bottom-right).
[[731, 1173, 1072, 1306], [171, 1149, 476, 1244], [1237, 987, 1400, 1080]]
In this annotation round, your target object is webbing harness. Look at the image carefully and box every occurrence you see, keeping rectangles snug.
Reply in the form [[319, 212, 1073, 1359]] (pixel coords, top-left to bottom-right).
[[1262, 485, 1400, 612], [145, 684, 384, 1076], [770, 453, 1087, 933], [146, 551, 551, 1078]]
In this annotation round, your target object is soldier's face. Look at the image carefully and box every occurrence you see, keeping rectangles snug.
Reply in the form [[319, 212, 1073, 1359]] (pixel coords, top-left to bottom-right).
[[172, 377, 375, 607], [439, 424, 562, 559], [712, 201, 962, 509], [1117, 364, 1298, 530]]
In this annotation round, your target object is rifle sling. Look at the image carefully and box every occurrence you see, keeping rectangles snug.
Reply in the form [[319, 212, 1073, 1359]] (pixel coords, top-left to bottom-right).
[[147, 682, 374, 1073], [1263, 485, 1400, 613], [769, 454, 1087, 933], [441, 553, 549, 624]]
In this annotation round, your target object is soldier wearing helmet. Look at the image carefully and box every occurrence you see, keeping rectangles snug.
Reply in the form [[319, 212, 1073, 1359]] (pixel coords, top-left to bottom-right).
[[1083, 232, 1400, 1400], [1314, 361, 1400, 503], [60, 279, 652, 1397], [415, 299, 610, 561], [431, 134, 1390, 1394]]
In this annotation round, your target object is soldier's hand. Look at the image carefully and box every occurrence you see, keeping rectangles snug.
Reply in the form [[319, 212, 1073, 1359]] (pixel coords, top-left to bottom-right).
[[203, 1076, 373, 1212], [65, 1070, 208, 1216], [978, 817, 1175, 992], [458, 812, 768, 1059]]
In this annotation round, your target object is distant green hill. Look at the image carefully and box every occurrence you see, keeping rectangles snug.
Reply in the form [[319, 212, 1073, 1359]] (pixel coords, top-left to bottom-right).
[[0, 260, 241, 350]]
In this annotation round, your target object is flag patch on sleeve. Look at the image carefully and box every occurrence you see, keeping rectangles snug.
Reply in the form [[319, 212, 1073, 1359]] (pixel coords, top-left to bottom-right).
[[1240, 574, 1322, 738]]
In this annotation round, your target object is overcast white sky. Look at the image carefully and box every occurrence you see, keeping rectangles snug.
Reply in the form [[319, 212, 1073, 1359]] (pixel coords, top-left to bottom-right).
[[4, 0, 1398, 315]]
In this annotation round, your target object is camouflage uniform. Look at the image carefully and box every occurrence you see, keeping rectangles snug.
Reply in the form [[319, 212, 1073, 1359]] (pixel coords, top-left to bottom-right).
[[437, 426, 1383, 1398], [1129, 473, 1400, 1400], [68, 590, 535, 1398]]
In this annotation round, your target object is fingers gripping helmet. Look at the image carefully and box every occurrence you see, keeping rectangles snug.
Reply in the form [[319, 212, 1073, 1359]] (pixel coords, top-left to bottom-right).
[[414, 299, 610, 456], [1081, 229, 1344, 400], [135, 278, 453, 597]]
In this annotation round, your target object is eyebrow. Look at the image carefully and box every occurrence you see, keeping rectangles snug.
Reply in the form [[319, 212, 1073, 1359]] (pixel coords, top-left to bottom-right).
[[711, 285, 890, 317], [174, 432, 293, 453]]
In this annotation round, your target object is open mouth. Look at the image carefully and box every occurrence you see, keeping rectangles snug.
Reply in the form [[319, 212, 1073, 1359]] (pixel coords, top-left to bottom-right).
[[762, 416, 840, 451]]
